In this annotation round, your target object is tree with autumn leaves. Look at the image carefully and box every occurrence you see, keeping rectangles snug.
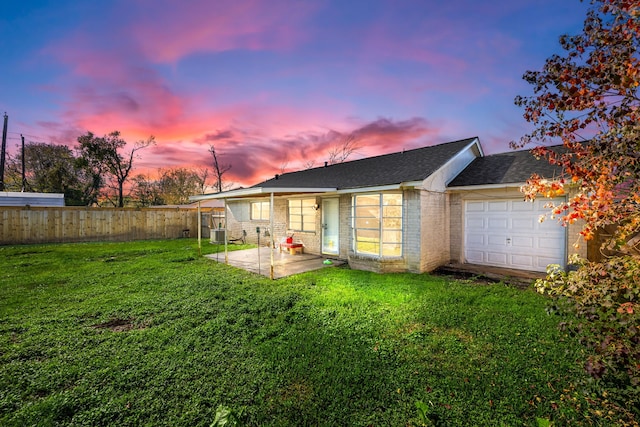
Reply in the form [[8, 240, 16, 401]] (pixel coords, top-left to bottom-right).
[[515, 0, 640, 420]]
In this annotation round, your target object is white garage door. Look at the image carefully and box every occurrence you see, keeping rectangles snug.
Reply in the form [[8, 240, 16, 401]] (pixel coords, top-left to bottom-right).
[[464, 198, 565, 272]]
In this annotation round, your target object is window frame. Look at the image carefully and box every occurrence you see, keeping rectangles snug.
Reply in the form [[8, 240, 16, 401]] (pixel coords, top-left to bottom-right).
[[250, 201, 270, 221], [352, 193, 403, 257], [288, 198, 317, 232]]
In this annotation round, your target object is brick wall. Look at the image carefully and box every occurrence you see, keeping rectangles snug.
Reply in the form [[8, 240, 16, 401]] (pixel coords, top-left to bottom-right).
[[225, 196, 324, 252], [449, 193, 463, 263], [419, 190, 451, 272]]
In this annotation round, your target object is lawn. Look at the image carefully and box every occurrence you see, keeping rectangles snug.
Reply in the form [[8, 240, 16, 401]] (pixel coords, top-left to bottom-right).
[[0, 239, 596, 426]]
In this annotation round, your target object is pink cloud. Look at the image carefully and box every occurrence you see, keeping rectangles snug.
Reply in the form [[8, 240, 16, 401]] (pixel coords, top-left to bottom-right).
[[128, 0, 318, 63], [164, 116, 445, 187]]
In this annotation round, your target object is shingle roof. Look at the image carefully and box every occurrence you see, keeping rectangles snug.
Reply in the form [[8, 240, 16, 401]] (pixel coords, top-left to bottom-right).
[[447, 146, 565, 187], [254, 137, 479, 190]]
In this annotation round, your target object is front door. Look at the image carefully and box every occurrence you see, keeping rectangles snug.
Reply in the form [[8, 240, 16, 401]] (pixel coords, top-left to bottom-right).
[[322, 198, 339, 255]]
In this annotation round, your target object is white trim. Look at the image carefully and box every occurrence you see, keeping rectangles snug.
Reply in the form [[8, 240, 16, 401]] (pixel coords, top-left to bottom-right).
[[441, 138, 483, 186], [337, 181, 422, 194], [189, 187, 336, 201], [0, 191, 64, 199], [447, 183, 525, 192]]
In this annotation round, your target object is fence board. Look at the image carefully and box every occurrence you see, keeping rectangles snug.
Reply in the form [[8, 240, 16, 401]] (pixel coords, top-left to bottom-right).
[[0, 207, 199, 245]]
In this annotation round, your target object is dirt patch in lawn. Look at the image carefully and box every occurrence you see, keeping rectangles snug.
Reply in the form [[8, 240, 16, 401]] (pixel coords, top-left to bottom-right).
[[92, 317, 148, 332]]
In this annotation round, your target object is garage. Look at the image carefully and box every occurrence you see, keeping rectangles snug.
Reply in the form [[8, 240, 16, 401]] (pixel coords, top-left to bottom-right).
[[464, 198, 566, 272]]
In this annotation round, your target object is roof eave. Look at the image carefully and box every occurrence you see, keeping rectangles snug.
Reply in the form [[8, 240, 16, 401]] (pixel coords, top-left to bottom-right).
[[446, 182, 525, 192], [337, 181, 423, 194], [189, 187, 337, 201]]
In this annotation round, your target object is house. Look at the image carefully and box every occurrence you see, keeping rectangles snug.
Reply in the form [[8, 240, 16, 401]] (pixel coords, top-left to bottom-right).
[[190, 137, 580, 275]]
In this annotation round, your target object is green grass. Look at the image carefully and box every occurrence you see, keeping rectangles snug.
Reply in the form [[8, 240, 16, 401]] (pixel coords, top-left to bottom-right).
[[0, 239, 596, 426]]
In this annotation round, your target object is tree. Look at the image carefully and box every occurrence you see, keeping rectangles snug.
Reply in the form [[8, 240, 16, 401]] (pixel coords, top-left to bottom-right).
[[157, 167, 206, 204], [131, 173, 163, 207], [327, 133, 359, 165], [209, 144, 231, 193], [77, 131, 155, 207], [513, 0, 640, 251], [514, 0, 640, 418], [5, 142, 101, 205], [19, 143, 77, 193]]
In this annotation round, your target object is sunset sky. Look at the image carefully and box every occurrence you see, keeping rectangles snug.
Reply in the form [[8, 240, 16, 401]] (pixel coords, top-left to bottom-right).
[[0, 0, 588, 188]]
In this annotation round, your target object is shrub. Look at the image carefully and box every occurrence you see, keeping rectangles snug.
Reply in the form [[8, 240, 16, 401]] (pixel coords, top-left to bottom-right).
[[535, 256, 640, 419]]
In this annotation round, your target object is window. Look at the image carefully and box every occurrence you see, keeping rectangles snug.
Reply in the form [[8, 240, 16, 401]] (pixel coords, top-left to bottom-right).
[[251, 201, 270, 220], [288, 199, 316, 232], [352, 193, 402, 257]]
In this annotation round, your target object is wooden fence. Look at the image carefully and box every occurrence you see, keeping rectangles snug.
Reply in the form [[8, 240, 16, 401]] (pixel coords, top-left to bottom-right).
[[0, 206, 200, 245]]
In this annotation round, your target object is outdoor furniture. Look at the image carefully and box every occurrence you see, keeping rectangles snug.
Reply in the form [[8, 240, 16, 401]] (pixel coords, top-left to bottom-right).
[[228, 230, 247, 244], [280, 242, 304, 255]]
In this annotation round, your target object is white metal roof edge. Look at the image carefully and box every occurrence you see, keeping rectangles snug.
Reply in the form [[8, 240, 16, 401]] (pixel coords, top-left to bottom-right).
[[189, 187, 337, 201], [337, 181, 423, 194], [446, 183, 525, 192], [0, 191, 64, 199]]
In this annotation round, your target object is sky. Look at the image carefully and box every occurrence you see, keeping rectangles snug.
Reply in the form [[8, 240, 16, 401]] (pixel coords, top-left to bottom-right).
[[0, 0, 589, 188]]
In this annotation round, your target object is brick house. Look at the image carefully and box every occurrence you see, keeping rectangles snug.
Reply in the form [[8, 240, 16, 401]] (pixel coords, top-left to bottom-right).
[[191, 137, 581, 274]]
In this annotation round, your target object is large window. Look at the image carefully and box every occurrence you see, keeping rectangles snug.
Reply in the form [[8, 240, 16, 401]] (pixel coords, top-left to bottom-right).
[[353, 193, 402, 257], [288, 199, 316, 232], [251, 201, 270, 220]]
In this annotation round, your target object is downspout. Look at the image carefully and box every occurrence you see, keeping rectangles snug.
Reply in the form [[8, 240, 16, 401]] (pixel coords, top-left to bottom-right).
[[270, 192, 274, 279], [197, 201, 202, 256]]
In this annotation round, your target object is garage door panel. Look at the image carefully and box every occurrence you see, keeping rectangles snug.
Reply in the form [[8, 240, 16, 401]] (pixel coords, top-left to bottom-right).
[[512, 201, 535, 211], [512, 236, 534, 248], [466, 250, 485, 263], [487, 234, 507, 246], [488, 201, 508, 212], [511, 254, 535, 268], [467, 218, 485, 229], [466, 201, 485, 212], [466, 234, 485, 245], [539, 220, 562, 231], [464, 198, 565, 272], [488, 218, 508, 229], [512, 218, 535, 230], [538, 236, 563, 249], [487, 252, 508, 265]]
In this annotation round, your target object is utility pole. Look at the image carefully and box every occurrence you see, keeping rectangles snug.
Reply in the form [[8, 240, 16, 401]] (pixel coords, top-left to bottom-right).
[[0, 113, 7, 191], [21, 134, 26, 192]]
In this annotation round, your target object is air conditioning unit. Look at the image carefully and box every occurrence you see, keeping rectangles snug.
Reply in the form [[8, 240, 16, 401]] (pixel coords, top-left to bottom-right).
[[210, 229, 226, 244]]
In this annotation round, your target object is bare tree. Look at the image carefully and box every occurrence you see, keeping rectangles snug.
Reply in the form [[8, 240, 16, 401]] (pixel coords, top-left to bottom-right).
[[327, 133, 359, 165], [196, 168, 210, 194], [279, 161, 289, 175], [77, 131, 155, 207], [209, 144, 232, 193]]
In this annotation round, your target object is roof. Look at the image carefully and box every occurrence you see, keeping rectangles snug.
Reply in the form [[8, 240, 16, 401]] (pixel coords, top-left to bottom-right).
[[255, 137, 479, 190], [447, 146, 564, 188], [0, 191, 65, 207]]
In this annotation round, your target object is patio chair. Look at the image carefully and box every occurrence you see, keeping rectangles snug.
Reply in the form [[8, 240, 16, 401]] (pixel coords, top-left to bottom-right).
[[228, 230, 247, 244]]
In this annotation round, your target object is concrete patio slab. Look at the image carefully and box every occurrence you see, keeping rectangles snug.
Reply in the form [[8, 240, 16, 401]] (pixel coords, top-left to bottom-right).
[[205, 247, 344, 279]]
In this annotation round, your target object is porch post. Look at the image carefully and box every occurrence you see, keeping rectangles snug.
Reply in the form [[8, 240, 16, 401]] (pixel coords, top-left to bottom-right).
[[197, 201, 202, 256], [269, 192, 275, 279], [224, 198, 229, 264]]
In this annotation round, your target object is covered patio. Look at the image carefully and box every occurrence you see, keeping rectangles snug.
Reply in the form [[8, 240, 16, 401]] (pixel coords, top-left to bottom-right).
[[205, 247, 344, 279]]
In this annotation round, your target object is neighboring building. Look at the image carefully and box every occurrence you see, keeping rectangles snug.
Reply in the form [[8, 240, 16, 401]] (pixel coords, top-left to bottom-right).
[[0, 191, 65, 207], [191, 137, 578, 274]]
